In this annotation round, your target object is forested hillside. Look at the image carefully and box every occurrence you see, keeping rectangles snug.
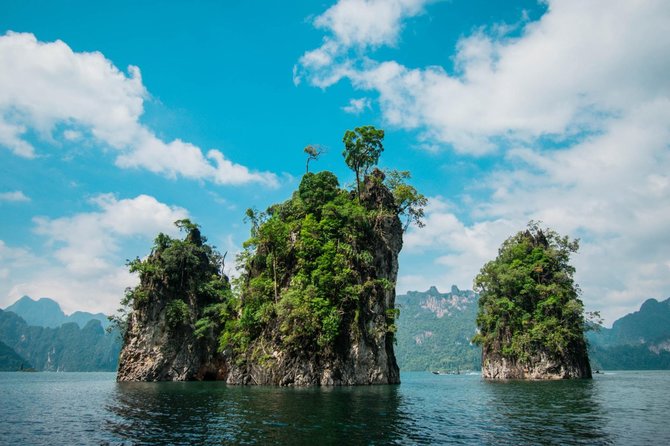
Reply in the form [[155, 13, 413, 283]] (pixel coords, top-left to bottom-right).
[[589, 297, 670, 370], [0, 309, 120, 371], [395, 286, 480, 372]]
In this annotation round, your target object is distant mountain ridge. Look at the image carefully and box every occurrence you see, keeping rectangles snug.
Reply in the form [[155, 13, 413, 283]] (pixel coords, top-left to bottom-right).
[[591, 297, 670, 346], [588, 297, 670, 370], [0, 309, 121, 371], [4, 296, 110, 329], [395, 285, 480, 372]]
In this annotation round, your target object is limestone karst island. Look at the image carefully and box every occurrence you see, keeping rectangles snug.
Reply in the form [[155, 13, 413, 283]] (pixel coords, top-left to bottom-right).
[[117, 126, 426, 385], [116, 127, 594, 385], [2, 2, 668, 444], [473, 223, 592, 380]]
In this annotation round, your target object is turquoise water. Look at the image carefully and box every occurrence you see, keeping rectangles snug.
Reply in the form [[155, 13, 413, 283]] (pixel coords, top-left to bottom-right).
[[1, 371, 669, 445]]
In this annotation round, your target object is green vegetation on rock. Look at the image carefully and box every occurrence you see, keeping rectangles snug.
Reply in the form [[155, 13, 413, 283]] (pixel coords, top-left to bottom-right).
[[116, 126, 425, 384], [395, 286, 480, 372], [588, 297, 670, 370], [473, 222, 591, 377], [343, 125, 384, 199], [115, 217, 234, 381], [117, 218, 233, 341], [220, 128, 424, 371], [0, 309, 120, 371], [231, 170, 388, 359]]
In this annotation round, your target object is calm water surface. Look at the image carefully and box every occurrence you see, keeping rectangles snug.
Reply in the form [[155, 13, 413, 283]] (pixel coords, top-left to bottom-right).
[[1, 371, 669, 445]]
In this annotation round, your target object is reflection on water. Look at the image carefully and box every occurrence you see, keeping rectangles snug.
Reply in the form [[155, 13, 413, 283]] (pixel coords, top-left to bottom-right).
[[2, 371, 669, 445], [104, 373, 669, 445], [483, 379, 611, 445], [106, 381, 404, 445], [104, 375, 615, 445]]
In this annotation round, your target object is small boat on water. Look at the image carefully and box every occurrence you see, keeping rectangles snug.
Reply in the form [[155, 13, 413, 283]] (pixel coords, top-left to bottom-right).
[[431, 369, 462, 375]]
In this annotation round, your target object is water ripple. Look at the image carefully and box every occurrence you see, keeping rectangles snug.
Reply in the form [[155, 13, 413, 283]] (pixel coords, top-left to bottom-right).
[[1, 371, 670, 444]]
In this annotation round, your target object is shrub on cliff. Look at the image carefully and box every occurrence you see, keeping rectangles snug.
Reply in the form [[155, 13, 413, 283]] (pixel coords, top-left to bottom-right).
[[115, 219, 232, 337], [473, 222, 589, 365]]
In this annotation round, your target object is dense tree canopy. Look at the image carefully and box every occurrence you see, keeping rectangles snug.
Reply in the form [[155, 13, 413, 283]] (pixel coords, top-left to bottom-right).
[[233, 170, 388, 355], [117, 127, 425, 367], [473, 222, 588, 363], [223, 128, 425, 360]]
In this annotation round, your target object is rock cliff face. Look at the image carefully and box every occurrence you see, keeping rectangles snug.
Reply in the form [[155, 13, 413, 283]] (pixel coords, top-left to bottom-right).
[[481, 344, 591, 380], [117, 226, 229, 381], [117, 295, 226, 381], [117, 170, 403, 385]]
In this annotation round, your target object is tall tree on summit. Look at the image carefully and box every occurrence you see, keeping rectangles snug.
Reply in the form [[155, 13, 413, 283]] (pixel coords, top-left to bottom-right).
[[342, 126, 384, 199], [304, 144, 324, 173]]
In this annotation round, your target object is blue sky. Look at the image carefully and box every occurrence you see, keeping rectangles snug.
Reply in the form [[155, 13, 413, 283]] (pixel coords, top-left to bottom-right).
[[1, 0, 668, 325]]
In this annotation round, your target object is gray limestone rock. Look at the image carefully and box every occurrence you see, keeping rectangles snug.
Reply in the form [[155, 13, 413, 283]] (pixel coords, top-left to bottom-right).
[[481, 344, 592, 380]]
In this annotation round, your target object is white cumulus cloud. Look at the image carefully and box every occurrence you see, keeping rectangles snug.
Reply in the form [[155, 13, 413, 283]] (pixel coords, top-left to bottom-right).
[[314, 0, 430, 48], [0, 191, 30, 202], [33, 194, 188, 276], [342, 97, 372, 114], [401, 95, 670, 324], [295, 0, 433, 87], [0, 32, 277, 187], [0, 194, 189, 314], [301, 0, 670, 154]]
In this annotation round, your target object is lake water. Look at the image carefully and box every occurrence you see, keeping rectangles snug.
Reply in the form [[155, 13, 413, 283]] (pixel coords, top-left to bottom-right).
[[1, 371, 669, 445]]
